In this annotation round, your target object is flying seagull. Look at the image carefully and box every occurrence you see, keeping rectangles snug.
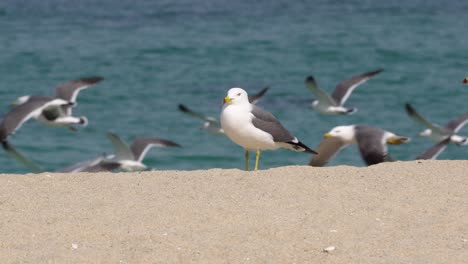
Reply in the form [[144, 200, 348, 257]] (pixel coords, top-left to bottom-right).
[[220, 87, 317, 171], [305, 69, 383, 115], [405, 103, 468, 159], [1, 96, 73, 142], [405, 103, 468, 145], [12, 76, 104, 131], [178, 86, 270, 135], [58, 133, 181, 172], [309, 125, 410, 166]]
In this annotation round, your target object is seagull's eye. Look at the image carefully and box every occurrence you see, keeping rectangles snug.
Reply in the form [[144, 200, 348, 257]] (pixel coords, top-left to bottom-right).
[[236, 93, 241, 96]]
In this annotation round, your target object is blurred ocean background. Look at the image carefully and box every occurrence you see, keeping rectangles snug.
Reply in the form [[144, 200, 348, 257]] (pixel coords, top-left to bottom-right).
[[0, 0, 467, 173]]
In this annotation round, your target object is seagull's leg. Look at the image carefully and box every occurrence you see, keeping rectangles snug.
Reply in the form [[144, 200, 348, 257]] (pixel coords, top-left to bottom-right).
[[244, 150, 249, 171], [254, 149, 261, 171]]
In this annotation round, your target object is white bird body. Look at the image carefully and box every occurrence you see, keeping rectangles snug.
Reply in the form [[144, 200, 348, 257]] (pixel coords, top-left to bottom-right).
[[221, 102, 277, 151]]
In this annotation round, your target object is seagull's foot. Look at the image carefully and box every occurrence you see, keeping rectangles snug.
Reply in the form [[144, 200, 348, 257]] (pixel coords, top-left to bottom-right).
[[245, 150, 249, 171], [254, 150, 261, 171]]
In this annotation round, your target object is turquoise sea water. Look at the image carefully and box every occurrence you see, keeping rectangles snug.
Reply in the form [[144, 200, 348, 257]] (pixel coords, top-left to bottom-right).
[[0, 0, 467, 173]]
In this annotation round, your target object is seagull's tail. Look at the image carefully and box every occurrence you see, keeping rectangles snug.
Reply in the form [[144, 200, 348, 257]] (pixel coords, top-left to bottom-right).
[[286, 140, 318, 154]]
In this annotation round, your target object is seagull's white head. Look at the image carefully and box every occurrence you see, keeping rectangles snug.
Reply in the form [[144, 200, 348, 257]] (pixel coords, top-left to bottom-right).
[[324, 125, 356, 143], [223, 87, 249, 105], [11, 95, 31, 106]]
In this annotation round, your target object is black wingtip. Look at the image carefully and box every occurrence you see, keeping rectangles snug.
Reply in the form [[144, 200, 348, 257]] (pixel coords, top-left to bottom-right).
[[80, 76, 104, 84], [288, 140, 318, 154], [178, 104, 190, 113], [404, 102, 415, 115], [305, 75, 316, 83]]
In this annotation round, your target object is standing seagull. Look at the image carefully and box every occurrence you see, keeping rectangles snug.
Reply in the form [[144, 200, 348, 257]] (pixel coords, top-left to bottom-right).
[[12, 76, 104, 130], [405, 103, 468, 160], [305, 69, 383, 115], [1, 96, 73, 142], [309, 125, 410, 166], [178, 86, 270, 135], [220, 87, 317, 171]]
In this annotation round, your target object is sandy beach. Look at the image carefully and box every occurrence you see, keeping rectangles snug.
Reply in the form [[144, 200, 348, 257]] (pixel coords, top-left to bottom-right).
[[0, 160, 466, 263]]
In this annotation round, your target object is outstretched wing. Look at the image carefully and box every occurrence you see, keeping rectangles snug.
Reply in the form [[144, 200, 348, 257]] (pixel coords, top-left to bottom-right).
[[404, 103, 446, 134], [248, 86, 269, 104], [309, 137, 347, 166], [305, 76, 337, 106], [106, 132, 135, 161], [445, 113, 468, 133], [55, 76, 104, 115], [331, 69, 383, 106], [1, 141, 43, 172], [0, 96, 66, 141], [416, 138, 450, 160], [130, 137, 181, 162]]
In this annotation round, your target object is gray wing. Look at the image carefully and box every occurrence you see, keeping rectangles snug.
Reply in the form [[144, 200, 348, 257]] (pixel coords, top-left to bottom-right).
[[248, 86, 269, 104], [55, 76, 103, 115], [305, 76, 338, 106], [416, 138, 450, 160], [55, 76, 104, 102], [178, 104, 220, 126], [1, 141, 43, 172], [355, 125, 388, 166], [331, 69, 383, 106], [130, 137, 181, 162], [445, 113, 468, 132], [0, 96, 58, 141], [404, 103, 446, 134], [309, 137, 348, 167], [106, 132, 135, 161], [250, 105, 295, 143], [56, 155, 105, 173]]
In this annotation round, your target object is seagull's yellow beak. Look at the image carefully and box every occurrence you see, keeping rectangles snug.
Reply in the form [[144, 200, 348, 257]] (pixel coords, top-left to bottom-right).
[[324, 132, 332, 138], [463, 77, 468, 84], [223, 96, 232, 104]]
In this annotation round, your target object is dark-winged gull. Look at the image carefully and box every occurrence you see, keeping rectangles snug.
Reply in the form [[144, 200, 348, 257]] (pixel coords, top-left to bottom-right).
[[178, 86, 269, 135], [405, 103, 468, 159], [58, 132, 181, 172], [12, 76, 103, 131], [309, 125, 410, 166], [220, 87, 317, 171], [1, 96, 72, 142], [305, 69, 383, 115]]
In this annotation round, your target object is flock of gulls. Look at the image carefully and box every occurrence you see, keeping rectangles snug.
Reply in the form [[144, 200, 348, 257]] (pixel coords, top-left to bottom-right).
[[1, 73, 468, 172]]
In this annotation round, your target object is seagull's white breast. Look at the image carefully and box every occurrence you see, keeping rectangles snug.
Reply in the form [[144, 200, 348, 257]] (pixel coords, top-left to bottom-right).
[[220, 104, 277, 151]]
